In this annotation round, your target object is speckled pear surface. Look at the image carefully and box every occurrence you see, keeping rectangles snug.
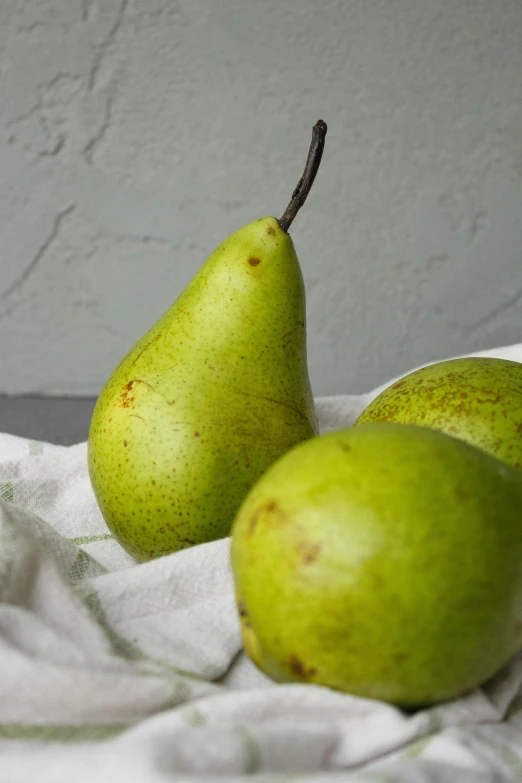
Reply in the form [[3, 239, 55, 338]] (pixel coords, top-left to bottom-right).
[[355, 357, 522, 468], [88, 217, 318, 560], [231, 423, 522, 707]]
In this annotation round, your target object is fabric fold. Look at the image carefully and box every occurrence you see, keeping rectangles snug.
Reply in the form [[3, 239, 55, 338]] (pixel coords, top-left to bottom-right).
[[1, 342, 522, 781]]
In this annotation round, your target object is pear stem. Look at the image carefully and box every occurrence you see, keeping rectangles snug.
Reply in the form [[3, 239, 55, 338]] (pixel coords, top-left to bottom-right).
[[278, 119, 327, 233]]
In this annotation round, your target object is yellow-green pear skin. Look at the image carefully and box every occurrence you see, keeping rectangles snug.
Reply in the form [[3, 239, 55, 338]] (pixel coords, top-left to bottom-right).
[[88, 217, 318, 561], [231, 423, 522, 707], [355, 357, 522, 468]]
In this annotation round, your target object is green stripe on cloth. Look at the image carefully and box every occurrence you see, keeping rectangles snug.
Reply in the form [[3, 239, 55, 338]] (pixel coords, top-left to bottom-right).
[[489, 741, 522, 779], [234, 725, 261, 774], [0, 723, 131, 742], [70, 534, 114, 545], [0, 483, 14, 503], [77, 584, 145, 661], [68, 550, 107, 584], [0, 503, 18, 597], [401, 734, 434, 759]]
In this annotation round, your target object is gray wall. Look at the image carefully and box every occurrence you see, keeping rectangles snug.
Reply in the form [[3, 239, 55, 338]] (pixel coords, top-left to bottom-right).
[[1, 0, 521, 397]]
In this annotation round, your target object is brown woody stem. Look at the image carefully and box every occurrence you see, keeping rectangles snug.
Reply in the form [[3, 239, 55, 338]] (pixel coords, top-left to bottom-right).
[[278, 119, 327, 233]]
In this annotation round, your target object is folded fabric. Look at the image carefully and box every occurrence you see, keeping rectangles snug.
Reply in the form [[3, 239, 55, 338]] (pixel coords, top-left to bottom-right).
[[2, 344, 522, 782]]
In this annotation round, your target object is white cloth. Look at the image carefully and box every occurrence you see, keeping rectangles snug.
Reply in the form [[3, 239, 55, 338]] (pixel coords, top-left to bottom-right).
[[2, 344, 522, 783]]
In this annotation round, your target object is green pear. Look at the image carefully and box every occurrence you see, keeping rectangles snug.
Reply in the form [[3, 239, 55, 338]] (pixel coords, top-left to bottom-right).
[[231, 423, 522, 707], [355, 357, 522, 469], [88, 121, 327, 561]]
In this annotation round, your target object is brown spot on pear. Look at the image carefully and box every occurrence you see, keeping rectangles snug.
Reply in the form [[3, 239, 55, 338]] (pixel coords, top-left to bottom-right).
[[288, 655, 317, 680]]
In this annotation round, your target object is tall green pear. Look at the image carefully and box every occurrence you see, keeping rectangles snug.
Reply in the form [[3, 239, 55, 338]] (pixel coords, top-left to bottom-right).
[[231, 423, 522, 707], [88, 121, 327, 561], [355, 357, 522, 468]]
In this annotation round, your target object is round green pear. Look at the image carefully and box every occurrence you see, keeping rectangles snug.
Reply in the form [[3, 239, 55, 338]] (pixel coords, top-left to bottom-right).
[[355, 357, 522, 469], [88, 122, 327, 561], [231, 423, 522, 707]]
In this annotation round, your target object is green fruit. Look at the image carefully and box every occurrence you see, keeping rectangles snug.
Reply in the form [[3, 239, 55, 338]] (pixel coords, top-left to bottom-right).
[[355, 357, 522, 469], [231, 423, 522, 707], [88, 122, 327, 561]]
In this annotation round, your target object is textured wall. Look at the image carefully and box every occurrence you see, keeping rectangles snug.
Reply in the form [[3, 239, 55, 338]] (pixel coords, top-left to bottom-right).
[[0, 0, 521, 397]]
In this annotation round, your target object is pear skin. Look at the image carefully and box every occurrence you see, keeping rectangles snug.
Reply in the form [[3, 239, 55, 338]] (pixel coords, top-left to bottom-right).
[[355, 357, 522, 468], [88, 217, 318, 560], [231, 423, 522, 707]]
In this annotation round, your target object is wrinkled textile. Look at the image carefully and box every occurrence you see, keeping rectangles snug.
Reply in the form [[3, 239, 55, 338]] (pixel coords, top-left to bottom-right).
[[2, 343, 522, 782]]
